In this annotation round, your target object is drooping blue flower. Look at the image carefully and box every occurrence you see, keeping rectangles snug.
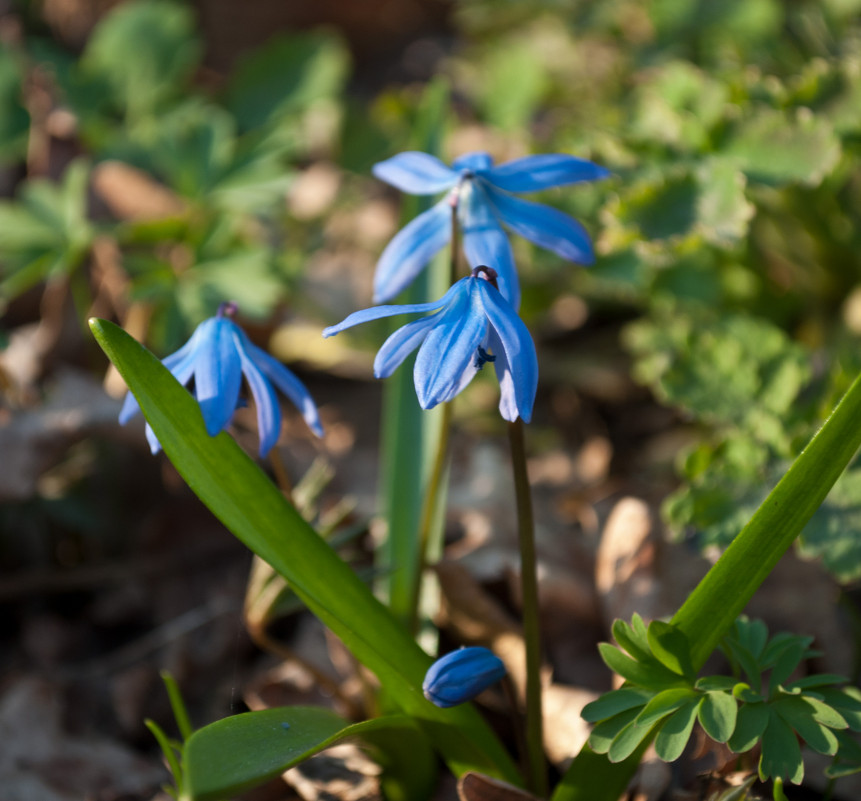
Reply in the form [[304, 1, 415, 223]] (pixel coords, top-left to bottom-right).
[[323, 268, 538, 422], [120, 303, 323, 456], [372, 150, 609, 307], [423, 647, 507, 708]]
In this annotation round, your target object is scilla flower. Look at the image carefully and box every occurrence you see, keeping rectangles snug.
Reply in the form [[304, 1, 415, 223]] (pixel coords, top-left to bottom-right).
[[423, 647, 507, 708], [372, 150, 609, 307], [323, 267, 538, 422], [120, 302, 323, 456]]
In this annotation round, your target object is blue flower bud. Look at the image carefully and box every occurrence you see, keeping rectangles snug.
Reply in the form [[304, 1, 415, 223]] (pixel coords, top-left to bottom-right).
[[422, 647, 507, 708]]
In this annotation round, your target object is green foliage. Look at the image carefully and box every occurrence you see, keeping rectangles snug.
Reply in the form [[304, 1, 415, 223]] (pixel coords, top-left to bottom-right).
[[0, 47, 29, 164], [0, 160, 93, 300], [183, 708, 421, 801], [584, 616, 861, 792], [3, 0, 349, 343]]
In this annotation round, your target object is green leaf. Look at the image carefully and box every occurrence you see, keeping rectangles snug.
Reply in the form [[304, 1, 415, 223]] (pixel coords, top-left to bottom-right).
[[723, 637, 765, 692], [0, 48, 29, 163], [184, 707, 415, 801], [695, 159, 755, 246], [654, 699, 701, 762], [827, 729, 861, 777], [611, 618, 652, 662], [724, 108, 841, 186], [818, 687, 861, 731], [581, 688, 653, 723], [786, 674, 847, 691], [607, 718, 655, 763], [476, 35, 548, 130], [160, 670, 193, 741], [697, 691, 737, 743], [145, 719, 182, 789], [359, 718, 437, 801], [377, 78, 451, 626], [589, 707, 642, 755], [89, 319, 520, 785], [767, 646, 806, 696], [635, 688, 699, 727], [728, 702, 770, 753], [225, 32, 349, 131], [597, 642, 683, 688], [647, 621, 695, 679], [759, 712, 804, 784], [798, 469, 861, 582], [80, 0, 200, 121], [695, 676, 736, 692]]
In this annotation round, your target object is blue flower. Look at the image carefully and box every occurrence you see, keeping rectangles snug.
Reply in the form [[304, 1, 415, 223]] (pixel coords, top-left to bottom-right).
[[372, 150, 609, 307], [423, 647, 507, 708], [120, 303, 324, 456], [322, 268, 538, 422]]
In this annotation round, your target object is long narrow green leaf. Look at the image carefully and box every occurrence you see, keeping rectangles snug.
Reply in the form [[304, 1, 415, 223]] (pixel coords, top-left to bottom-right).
[[378, 78, 450, 625], [183, 708, 417, 801], [552, 369, 861, 801], [90, 318, 520, 785]]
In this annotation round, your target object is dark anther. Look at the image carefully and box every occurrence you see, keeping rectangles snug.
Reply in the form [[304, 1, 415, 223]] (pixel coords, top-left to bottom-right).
[[217, 301, 238, 318], [474, 346, 496, 370], [471, 265, 499, 290]]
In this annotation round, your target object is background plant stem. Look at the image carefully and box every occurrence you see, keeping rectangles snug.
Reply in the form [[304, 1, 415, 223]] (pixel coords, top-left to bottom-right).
[[508, 418, 546, 798]]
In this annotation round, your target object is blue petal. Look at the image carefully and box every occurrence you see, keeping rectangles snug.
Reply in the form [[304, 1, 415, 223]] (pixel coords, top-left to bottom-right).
[[194, 318, 243, 436], [324, 280, 464, 338], [414, 279, 487, 408], [480, 154, 610, 193], [145, 422, 162, 454], [237, 342, 282, 456], [422, 647, 507, 708], [483, 184, 595, 264], [452, 152, 494, 172], [372, 151, 458, 195], [374, 315, 437, 378], [478, 280, 538, 422], [118, 328, 201, 425], [460, 183, 521, 309], [373, 198, 452, 303], [244, 340, 324, 438]]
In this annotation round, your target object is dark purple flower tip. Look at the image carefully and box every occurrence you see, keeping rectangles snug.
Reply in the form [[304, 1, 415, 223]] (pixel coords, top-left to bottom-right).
[[422, 646, 507, 708]]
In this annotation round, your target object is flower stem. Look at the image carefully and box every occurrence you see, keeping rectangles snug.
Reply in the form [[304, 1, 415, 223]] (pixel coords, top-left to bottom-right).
[[507, 418, 546, 798], [406, 195, 462, 635], [408, 399, 453, 636]]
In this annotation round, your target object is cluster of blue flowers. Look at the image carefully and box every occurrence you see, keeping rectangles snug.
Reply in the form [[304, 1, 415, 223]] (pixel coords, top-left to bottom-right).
[[122, 150, 606, 456], [325, 150, 608, 424]]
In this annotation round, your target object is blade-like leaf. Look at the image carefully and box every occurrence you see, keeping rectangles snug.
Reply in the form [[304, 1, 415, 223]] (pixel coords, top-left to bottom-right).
[[89, 318, 519, 785], [184, 708, 416, 800]]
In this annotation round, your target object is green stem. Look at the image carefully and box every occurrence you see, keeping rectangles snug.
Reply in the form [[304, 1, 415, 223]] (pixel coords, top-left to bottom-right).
[[408, 399, 454, 635], [508, 418, 546, 798], [406, 192, 462, 636]]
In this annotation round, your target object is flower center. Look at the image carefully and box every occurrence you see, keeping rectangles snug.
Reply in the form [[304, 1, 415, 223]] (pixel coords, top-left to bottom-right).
[[217, 301, 238, 318]]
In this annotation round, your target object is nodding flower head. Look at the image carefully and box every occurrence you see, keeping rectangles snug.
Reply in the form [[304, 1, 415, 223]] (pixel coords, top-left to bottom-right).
[[423, 647, 507, 708], [120, 305, 323, 456], [371, 150, 609, 307], [323, 267, 538, 422]]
